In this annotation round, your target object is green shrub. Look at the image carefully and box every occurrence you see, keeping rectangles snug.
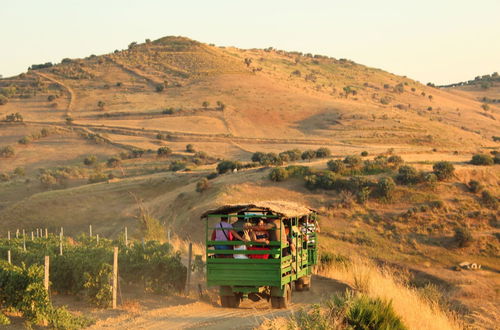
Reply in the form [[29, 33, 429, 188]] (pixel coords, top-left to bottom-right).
[[0, 145, 15, 158], [357, 186, 371, 204], [269, 167, 289, 182], [206, 172, 218, 180], [361, 151, 369, 157], [387, 155, 404, 167], [344, 294, 406, 330], [186, 144, 195, 153], [377, 177, 395, 200], [316, 147, 331, 158], [0, 312, 10, 325], [155, 84, 165, 92], [0, 173, 9, 182], [0, 95, 8, 106], [428, 200, 444, 209], [279, 149, 302, 162], [396, 165, 419, 184], [454, 226, 473, 247], [107, 157, 121, 168], [285, 165, 311, 178], [481, 190, 498, 209], [88, 172, 109, 184], [470, 154, 494, 165], [83, 155, 97, 166], [169, 161, 186, 172], [196, 178, 210, 192], [301, 150, 317, 161], [344, 155, 363, 168], [18, 136, 32, 145], [327, 159, 346, 173], [468, 180, 483, 193], [216, 160, 238, 174], [83, 264, 113, 308], [433, 161, 454, 180], [157, 146, 172, 157]]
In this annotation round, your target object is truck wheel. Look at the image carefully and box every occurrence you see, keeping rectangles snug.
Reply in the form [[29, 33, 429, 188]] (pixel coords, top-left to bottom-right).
[[220, 295, 229, 307], [221, 294, 241, 308], [295, 278, 305, 291], [271, 284, 292, 309], [303, 275, 312, 291]]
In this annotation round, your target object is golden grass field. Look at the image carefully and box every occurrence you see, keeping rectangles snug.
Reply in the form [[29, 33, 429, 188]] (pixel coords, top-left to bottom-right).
[[0, 36, 499, 329]]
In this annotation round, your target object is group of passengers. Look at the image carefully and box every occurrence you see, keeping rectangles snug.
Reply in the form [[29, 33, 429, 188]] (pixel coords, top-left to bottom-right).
[[212, 213, 319, 259]]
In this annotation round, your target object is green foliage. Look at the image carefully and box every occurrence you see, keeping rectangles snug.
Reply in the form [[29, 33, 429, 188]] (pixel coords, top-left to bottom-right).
[[377, 177, 395, 200], [18, 136, 32, 145], [396, 165, 419, 184], [480, 190, 498, 209], [87, 171, 109, 184], [344, 294, 407, 330], [432, 161, 454, 181], [186, 144, 195, 153], [0, 312, 10, 325], [202, 101, 209, 108], [470, 154, 493, 165], [196, 178, 210, 192], [83, 264, 112, 308], [0, 95, 7, 106], [269, 167, 289, 182], [279, 149, 302, 162], [454, 226, 473, 248], [343, 155, 362, 168], [387, 155, 404, 167], [216, 100, 226, 110], [361, 151, 369, 157], [0, 145, 15, 158], [83, 155, 97, 166], [216, 160, 238, 174], [206, 172, 218, 180], [157, 146, 172, 157], [357, 186, 372, 204], [327, 159, 346, 174], [468, 180, 483, 193], [107, 157, 121, 168], [169, 160, 186, 172], [315, 147, 331, 158], [301, 149, 317, 161], [251, 152, 282, 165], [155, 84, 165, 92]]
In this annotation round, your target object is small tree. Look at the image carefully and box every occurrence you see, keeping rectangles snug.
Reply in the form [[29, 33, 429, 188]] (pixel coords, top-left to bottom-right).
[[481, 103, 490, 111], [196, 178, 210, 192], [361, 151, 368, 157], [468, 180, 483, 193], [107, 157, 121, 168], [396, 165, 419, 184], [84, 155, 97, 166], [47, 95, 56, 102], [216, 101, 226, 110], [301, 150, 317, 161], [470, 154, 493, 166], [156, 84, 165, 92], [202, 101, 209, 109], [169, 161, 186, 171], [433, 161, 454, 181], [316, 147, 331, 158], [186, 144, 195, 153], [13, 167, 25, 177], [97, 101, 105, 110], [377, 177, 395, 200], [327, 159, 346, 174], [269, 167, 289, 182], [481, 190, 498, 209], [216, 160, 237, 174], [157, 146, 172, 157], [454, 226, 473, 248], [343, 155, 362, 168], [0, 146, 15, 158]]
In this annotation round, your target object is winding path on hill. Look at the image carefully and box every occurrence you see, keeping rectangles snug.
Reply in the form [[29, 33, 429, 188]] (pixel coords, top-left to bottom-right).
[[88, 275, 349, 330], [33, 71, 76, 118]]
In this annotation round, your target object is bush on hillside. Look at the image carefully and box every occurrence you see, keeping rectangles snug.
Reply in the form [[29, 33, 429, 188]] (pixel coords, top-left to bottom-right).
[[0, 146, 15, 158], [83, 155, 97, 166], [206, 172, 218, 180], [155, 84, 165, 92], [480, 190, 498, 209], [169, 161, 186, 172], [186, 144, 195, 153], [279, 149, 302, 162], [0, 96, 8, 106], [470, 154, 494, 165], [157, 146, 172, 157], [433, 161, 454, 181], [468, 180, 483, 193], [216, 160, 238, 174], [344, 155, 363, 168], [327, 159, 346, 174], [361, 151, 369, 157], [301, 150, 317, 161], [107, 157, 121, 168], [269, 167, 289, 182], [377, 177, 395, 200], [454, 226, 473, 248], [315, 147, 331, 158], [387, 155, 404, 167], [396, 165, 419, 184], [196, 178, 210, 192]]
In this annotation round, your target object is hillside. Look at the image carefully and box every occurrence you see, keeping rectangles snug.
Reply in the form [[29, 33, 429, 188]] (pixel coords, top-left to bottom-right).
[[0, 36, 499, 329]]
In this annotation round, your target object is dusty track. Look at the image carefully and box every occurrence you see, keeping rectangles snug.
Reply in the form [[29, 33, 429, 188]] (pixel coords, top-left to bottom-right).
[[33, 71, 76, 117], [89, 275, 348, 330]]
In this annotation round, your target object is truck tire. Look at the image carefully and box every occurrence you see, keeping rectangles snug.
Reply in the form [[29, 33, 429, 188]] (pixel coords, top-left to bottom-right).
[[271, 284, 292, 309], [295, 278, 305, 291], [221, 294, 241, 308]]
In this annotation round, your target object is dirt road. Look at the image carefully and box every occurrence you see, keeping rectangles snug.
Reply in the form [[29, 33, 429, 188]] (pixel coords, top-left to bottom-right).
[[88, 275, 348, 329]]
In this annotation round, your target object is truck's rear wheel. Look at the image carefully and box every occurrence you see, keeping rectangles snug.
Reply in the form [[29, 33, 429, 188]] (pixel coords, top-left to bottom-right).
[[295, 278, 305, 291], [220, 294, 241, 308], [271, 284, 292, 309]]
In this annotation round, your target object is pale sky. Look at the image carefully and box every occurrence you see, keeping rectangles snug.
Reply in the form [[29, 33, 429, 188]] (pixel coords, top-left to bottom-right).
[[1, 0, 499, 85]]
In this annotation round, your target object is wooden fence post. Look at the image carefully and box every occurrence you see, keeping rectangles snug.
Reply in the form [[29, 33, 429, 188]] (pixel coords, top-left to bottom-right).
[[96, 234, 99, 245], [45, 228, 48, 239], [7, 250, 11, 264], [112, 247, 118, 309], [124, 227, 128, 247], [16, 229, 19, 238], [185, 243, 192, 296], [23, 236, 26, 252], [31, 231, 34, 241], [60, 227, 64, 239], [89, 224, 92, 237], [7, 230, 10, 240], [168, 229, 171, 243], [59, 240, 63, 256], [44, 256, 49, 291]]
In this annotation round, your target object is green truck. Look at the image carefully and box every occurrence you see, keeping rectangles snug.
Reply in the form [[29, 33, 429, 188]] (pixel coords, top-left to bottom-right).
[[201, 201, 318, 308]]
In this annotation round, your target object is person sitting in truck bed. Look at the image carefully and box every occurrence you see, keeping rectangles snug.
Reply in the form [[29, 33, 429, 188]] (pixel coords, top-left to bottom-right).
[[212, 215, 247, 258], [248, 218, 270, 259]]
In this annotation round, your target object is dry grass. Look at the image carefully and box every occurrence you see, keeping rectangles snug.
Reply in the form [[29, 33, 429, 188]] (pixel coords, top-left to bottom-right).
[[318, 257, 462, 330]]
